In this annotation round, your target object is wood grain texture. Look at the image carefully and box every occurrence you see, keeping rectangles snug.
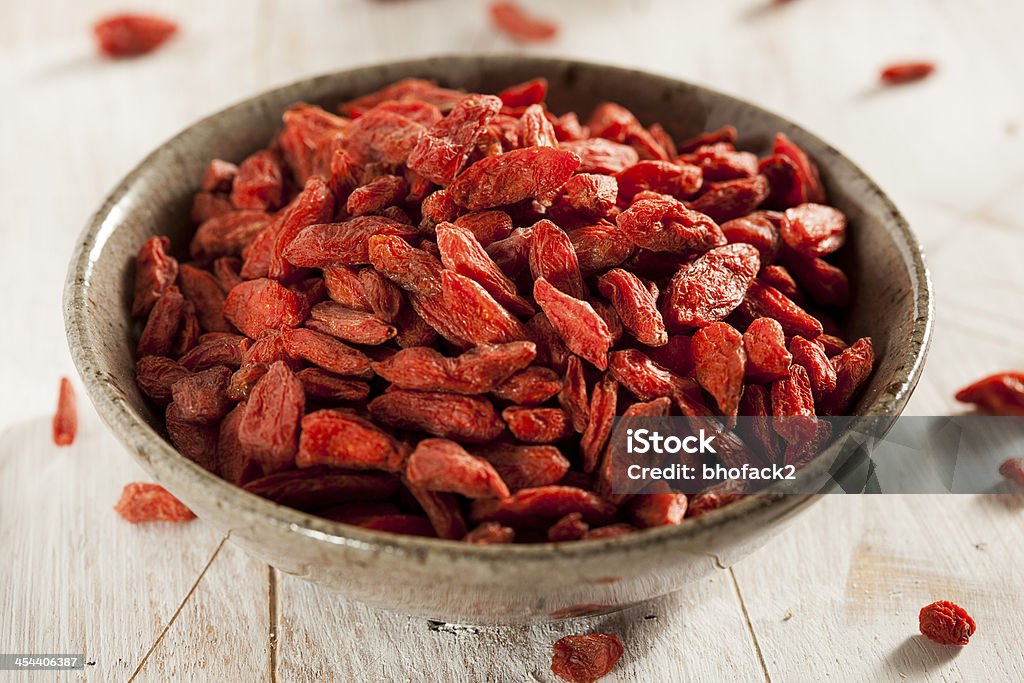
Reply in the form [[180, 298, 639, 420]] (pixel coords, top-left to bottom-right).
[[1, 0, 1022, 680]]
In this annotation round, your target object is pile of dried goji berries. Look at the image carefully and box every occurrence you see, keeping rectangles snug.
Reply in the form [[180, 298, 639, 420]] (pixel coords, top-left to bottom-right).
[[131, 77, 875, 543]]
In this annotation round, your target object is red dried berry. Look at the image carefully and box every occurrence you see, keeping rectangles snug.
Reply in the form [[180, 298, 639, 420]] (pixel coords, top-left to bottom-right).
[[616, 194, 726, 255], [170, 366, 233, 424], [822, 337, 875, 415], [550, 634, 624, 683], [581, 375, 618, 474], [534, 278, 612, 370], [491, 367, 563, 405], [284, 216, 414, 268], [790, 336, 838, 398], [463, 522, 515, 544], [232, 150, 285, 212], [470, 485, 617, 527], [560, 138, 639, 174], [919, 601, 975, 646], [688, 174, 770, 223], [132, 236, 178, 317], [771, 365, 818, 445], [743, 317, 792, 383], [244, 467, 400, 510], [529, 219, 586, 299], [52, 377, 78, 447], [502, 406, 574, 443], [136, 286, 185, 358], [663, 244, 760, 329], [437, 221, 534, 316], [781, 203, 846, 257], [628, 493, 688, 528], [881, 62, 936, 85], [773, 133, 825, 204], [297, 410, 407, 472], [693, 323, 746, 417], [999, 457, 1024, 487], [237, 362, 305, 475], [498, 78, 548, 108], [115, 483, 195, 523], [954, 372, 1024, 416], [406, 438, 510, 499], [598, 268, 667, 347], [489, 2, 558, 42], [447, 147, 580, 210], [369, 390, 505, 443], [93, 14, 178, 58], [737, 281, 823, 339]]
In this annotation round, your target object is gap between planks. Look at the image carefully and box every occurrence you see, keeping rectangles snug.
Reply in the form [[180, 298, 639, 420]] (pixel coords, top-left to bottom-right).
[[127, 534, 229, 682], [729, 567, 772, 683], [269, 566, 279, 683]]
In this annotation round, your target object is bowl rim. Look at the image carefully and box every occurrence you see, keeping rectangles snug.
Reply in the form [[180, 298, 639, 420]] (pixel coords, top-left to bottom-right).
[[64, 54, 933, 562]]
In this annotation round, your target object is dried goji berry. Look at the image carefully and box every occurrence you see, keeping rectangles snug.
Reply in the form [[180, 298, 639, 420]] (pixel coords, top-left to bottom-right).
[[881, 62, 936, 85], [771, 365, 818, 445], [307, 302, 397, 345], [780, 203, 846, 258], [677, 125, 737, 155], [190, 210, 271, 263], [693, 323, 746, 417], [437, 221, 534, 316], [689, 174, 770, 223], [470, 485, 617, 527], [517, 103, 559, 148], [737, 281, 823, 339], [223, 278, 309, 339], [955, 372, 1024, 416], [491, 366, 562, 405], [821, 337, 875, 415], [137, 356, 192, 404], [463, 522, 515, 544], [720, 213, 780, 263], [136, 285, 185, 358], [344, 109, 426, 167], [132, 236, 178, 318], [93, 14, 178, 58], [548, 512, 589, 542], [534, 278, 612, 370], [998, 457, 1024, 487], [295, 410, 407, 473], [231, 150, 285, 212], [180, 334, 251, 371], [616, 194, 726, 255], [567, 223, 635, 274], [598, 268, 667, 347], [369, 390, 504, 443], [165, 402, 219, 471], [498, 78, 548, 108], [502, 406, 574, 443], [528, 219, 586, 299], [662, 244, 760, 329], [284, 216, 414, 268], [447, 147, 580, 210], [742, 317, 792, 383], [170, 366, 232, 424], [489, 1, 558, 42], [52, 377, 78, 447], [115, 483, 195, 523], [919, 600, 975, 646], [405, 484, 468, 540], [581, 375, 618, 474], [773, 133, 825, 204], [236, 361, 304, 474], [628, 493, 688, 527], [790, 335, 838, 398], [615, 160, 702, 203], [269, 176, 336, 280], [550, 634, 624, 683], [406, 438, 510, 499], [476, 443, 570, 492], [244, 466, 400, 510], [686, 143, 758, 182], [549, 174, 618, 221]]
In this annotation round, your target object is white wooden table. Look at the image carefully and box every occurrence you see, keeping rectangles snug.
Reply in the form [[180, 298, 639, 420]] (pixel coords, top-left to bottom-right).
[[2, 0, 1023, 680]]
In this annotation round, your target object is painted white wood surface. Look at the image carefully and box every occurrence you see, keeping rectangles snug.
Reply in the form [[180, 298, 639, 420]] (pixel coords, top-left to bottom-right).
[[1, 0, 1022, 680]]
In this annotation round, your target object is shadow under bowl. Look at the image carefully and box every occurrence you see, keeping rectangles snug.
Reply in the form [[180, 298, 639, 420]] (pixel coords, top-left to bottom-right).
[[64, 56, 932, 624]]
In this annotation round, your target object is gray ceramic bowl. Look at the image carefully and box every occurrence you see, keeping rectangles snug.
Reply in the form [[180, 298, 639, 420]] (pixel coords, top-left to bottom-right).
[[64, 56, 932, 623]]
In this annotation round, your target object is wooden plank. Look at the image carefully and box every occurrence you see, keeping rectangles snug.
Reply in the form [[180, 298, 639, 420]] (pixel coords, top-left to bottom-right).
[[273, 568, 767, 682], [732, 495, 1024, 681], [0, 412, 267, 682]]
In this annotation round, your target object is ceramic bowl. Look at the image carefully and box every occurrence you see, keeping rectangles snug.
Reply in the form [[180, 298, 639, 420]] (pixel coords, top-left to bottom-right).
[[64, 56, 932, 623]]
